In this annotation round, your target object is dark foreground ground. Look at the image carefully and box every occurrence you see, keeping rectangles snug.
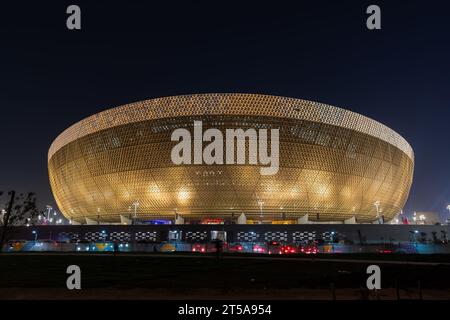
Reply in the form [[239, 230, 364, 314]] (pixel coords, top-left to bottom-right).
[[1, 252, 450, 300]]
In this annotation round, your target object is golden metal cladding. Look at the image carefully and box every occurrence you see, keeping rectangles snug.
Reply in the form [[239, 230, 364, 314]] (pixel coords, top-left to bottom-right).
[[48, 94, 414, 223]]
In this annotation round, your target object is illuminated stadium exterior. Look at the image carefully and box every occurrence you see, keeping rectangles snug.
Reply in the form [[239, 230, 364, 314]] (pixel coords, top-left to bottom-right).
[[48, 94, 414, 224]]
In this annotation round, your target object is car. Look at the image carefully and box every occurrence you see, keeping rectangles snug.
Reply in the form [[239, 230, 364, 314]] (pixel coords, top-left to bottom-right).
[[280, 244, 298, 254], [191, 243, 220, 253], [379, 249, 393, 254], [300, 244, 319, 254], [191, 243, 207, 252], [159, 242, 177, 252], [252, 243, 266, 253], [227, 243, 244, 253], [267, 241, 282, 254]]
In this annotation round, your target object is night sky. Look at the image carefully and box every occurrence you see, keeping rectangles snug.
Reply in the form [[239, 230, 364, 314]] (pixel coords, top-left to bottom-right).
[[1, 1, 449, 220]]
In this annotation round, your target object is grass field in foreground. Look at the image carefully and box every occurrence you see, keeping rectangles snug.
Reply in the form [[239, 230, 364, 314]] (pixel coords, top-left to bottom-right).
[[1, 253, 450, 292]]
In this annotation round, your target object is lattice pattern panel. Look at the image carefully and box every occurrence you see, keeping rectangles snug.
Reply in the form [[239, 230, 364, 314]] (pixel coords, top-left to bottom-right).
[[237, 231, 259, 242], [49, 94, 413, 158], [264, 231, 288, 242], [109, 232, 131, 242], [135, 231, 158, 242], [185, 231, 207, 242], [83, 232, 108, 242], [48, 94, 414, 223], [321, 231, 341, 243], [292, 231, 317, 243]]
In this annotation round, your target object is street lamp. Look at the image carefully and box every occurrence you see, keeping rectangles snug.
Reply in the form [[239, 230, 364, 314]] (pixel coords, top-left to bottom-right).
[[97, 207, 101, 225], [46, 205, 52, 224], [373, 201, 381, 223], [32, 230, 38, 243], [131, 201, 139, 225], [258, 200, 264, 224]]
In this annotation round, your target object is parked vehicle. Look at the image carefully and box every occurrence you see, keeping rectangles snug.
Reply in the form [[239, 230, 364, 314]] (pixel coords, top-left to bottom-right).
[[299, 244, 319, 254], [281, 244, 298, 254], [227, 243, 243, 253], [191, 242, 219, 253], [252, 243, 267, 253], [267, 241, 282, 254]]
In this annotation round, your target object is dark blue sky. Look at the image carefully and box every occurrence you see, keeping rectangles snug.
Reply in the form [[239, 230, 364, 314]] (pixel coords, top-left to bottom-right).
[[0, 1, 449, 219]]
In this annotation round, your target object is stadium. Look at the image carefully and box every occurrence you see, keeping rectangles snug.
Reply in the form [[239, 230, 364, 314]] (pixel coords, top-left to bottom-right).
[[48, 93, 414, 224]]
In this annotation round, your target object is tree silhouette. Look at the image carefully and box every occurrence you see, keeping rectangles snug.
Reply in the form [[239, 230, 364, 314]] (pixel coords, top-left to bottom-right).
[[0, 191, 42, 250], [1, 191, 41, 226]]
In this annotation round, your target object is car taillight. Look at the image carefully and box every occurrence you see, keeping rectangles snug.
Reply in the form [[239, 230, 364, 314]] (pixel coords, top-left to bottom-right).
[[201, 248, 205, 252]]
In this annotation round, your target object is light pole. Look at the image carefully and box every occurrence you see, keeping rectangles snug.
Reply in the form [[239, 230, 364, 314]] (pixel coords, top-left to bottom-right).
[[373, 201, 381, 223], [132, 201, 139, 225], [97, 207, 101, 225], [51, 210, 58, 225], [258, 200, 264, 224], [32, 230, 38, 243], [46, 205, 52, 224]]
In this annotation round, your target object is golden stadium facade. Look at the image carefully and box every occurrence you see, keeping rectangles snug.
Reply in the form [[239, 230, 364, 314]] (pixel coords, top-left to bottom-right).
[[48, 94, 414, 223]]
